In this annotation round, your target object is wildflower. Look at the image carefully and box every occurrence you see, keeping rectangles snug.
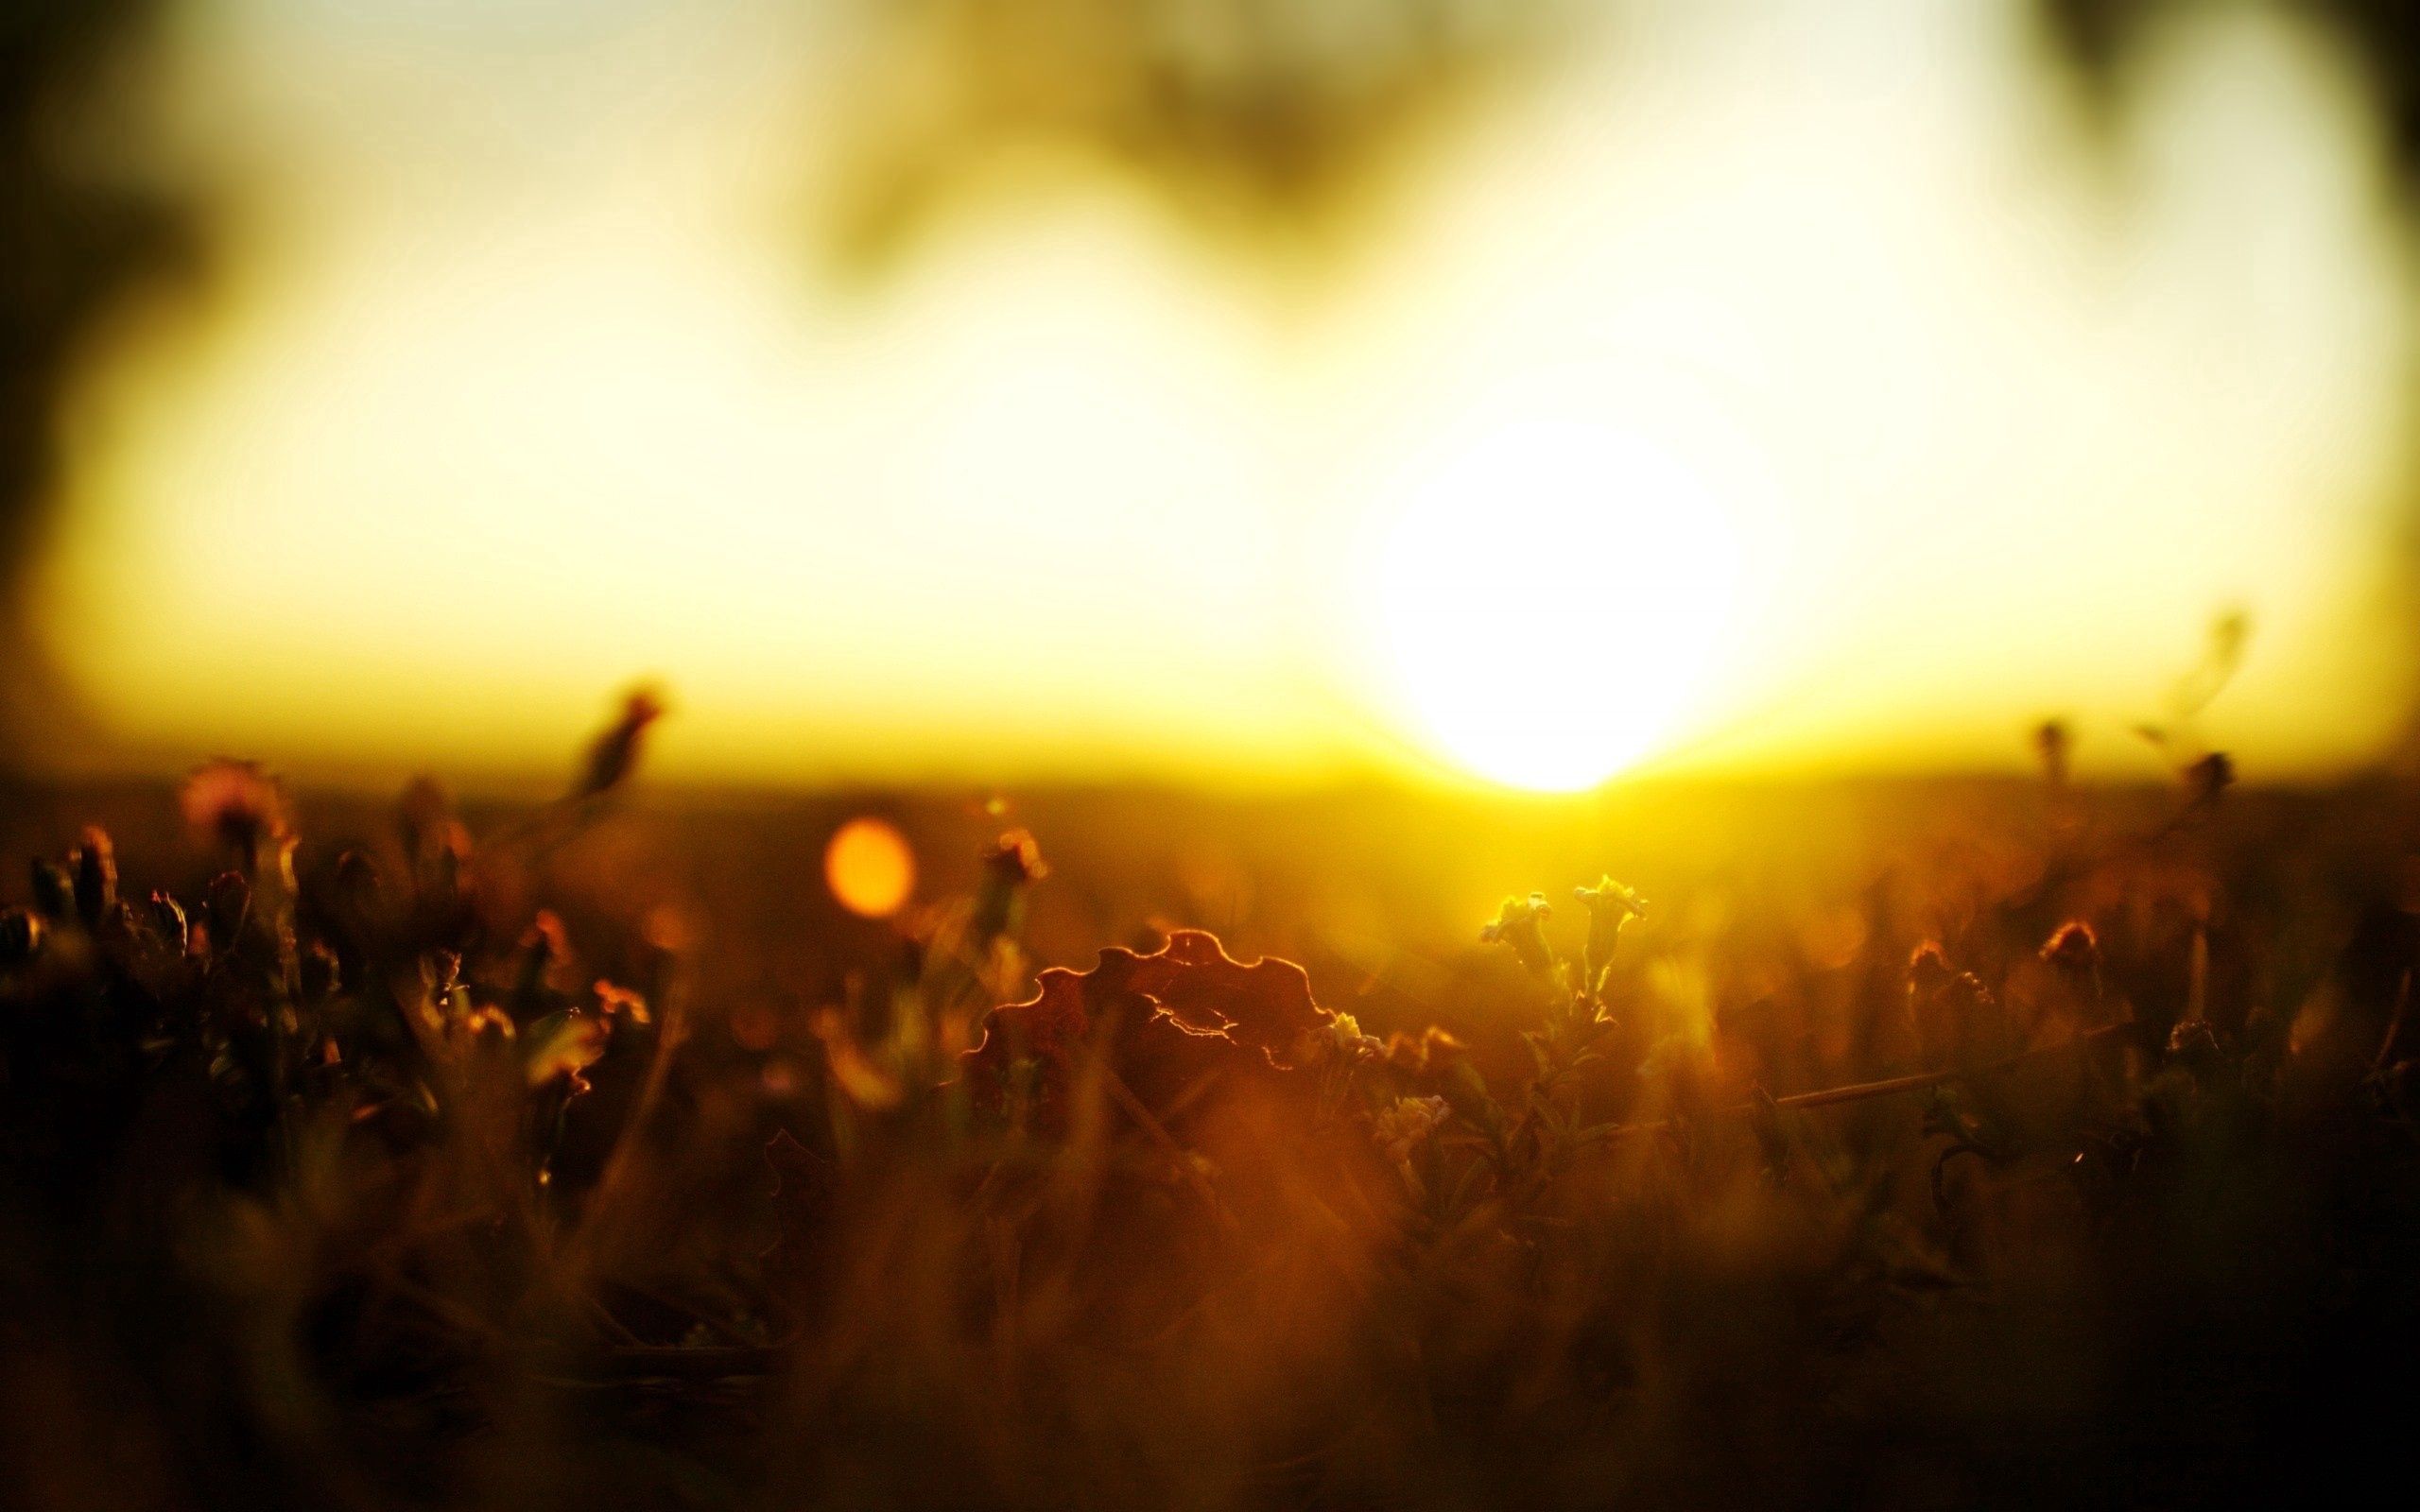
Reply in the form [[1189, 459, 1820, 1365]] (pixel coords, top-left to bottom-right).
[[181, 760, 290, 855], [577, 685, 666, 799], [1574, 875, 1647, 980], [1295, 1009, 1381, 1068], [2040, 920, 2100, 975], [1481, 893, 1558, 980], [1379, 1025, 1495, 1131], [1373, 1094, 1451, 1164]]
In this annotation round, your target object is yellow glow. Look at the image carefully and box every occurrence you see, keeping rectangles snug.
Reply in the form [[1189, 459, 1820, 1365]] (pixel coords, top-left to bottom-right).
[[28, 2, 2419, 784], [1363, 421, 1741, 790], [824, 818, 916, 918]]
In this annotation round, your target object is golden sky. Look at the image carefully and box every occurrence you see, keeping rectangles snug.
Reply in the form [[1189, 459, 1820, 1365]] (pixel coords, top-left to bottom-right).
[[36, 0, 2419, 790]]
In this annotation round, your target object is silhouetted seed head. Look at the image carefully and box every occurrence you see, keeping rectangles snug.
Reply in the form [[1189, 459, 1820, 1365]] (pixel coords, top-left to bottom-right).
[[1907, 944, 1996, 1060], [0, 908, 43, 967], [578, 685, 667, 799], [29, 858, 74, 921], [2033, 719, 2072, 786], [983, 829, 1046, 886], [2185, 751, 2234, 805], [1481, 893, 1556, 979], [972, 829, 1046, 944], [71, 827, 116, 927], [2041, 920, 2100, 974], [2167, 1018, 2221, 1060], [181, 761, 290, 870]]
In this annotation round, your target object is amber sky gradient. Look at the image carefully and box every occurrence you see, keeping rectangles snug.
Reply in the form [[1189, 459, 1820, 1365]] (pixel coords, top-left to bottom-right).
[[33, 0, 2419, 790]]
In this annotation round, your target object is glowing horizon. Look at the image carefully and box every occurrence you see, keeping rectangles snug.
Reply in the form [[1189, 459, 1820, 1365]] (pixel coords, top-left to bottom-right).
[[32, 0, 2418, 791]]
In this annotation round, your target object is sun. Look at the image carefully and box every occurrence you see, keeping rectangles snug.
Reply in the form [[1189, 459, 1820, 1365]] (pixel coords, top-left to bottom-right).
[[1362, 421, 1743, 791]]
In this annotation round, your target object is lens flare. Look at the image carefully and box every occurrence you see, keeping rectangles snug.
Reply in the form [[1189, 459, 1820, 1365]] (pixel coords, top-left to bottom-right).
[[1363, 421, 1742, 791], [824, 817, 916, 918]]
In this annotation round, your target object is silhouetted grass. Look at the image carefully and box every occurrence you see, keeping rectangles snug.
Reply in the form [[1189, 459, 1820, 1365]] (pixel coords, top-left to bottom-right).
[[4, 705, 2416, 1510]]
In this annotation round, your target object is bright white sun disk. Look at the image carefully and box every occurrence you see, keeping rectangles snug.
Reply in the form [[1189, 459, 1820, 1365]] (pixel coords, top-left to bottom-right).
[[1366, 422, 1742, 790]]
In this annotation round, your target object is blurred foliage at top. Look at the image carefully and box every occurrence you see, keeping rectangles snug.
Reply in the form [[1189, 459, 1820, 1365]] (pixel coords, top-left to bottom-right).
[[0, 0, 193, 749], [2040, 0, 2418, 188], [819, 0, 1564, 270], [818, 0, 2420, 275]]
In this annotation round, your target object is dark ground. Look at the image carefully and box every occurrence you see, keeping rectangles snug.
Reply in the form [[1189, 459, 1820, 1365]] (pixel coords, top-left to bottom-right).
[[3, 768, 2416, 1510]]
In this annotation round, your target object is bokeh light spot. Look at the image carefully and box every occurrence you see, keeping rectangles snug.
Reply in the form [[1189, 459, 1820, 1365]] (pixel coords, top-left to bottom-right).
[[824, 817, 916, 918]]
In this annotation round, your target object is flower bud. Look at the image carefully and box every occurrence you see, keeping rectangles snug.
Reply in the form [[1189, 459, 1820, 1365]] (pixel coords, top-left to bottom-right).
[[2040, 920, 2100, 976], [577, 686, 666, 799]]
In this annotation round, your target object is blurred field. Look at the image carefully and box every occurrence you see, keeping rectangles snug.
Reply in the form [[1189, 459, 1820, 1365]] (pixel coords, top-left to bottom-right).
[[8, 4, 2420, 1507], [4, 735, 2417, 1510]]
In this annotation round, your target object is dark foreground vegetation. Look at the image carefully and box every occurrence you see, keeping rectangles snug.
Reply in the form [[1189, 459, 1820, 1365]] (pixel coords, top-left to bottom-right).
[[4, 710, 2417, 1510]]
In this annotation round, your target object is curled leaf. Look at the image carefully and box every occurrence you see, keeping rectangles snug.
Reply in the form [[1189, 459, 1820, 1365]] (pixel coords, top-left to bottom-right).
[[963, 928, 1333, 1119]]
